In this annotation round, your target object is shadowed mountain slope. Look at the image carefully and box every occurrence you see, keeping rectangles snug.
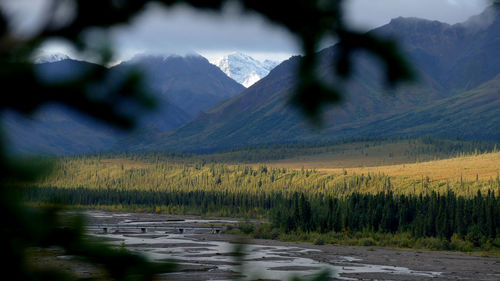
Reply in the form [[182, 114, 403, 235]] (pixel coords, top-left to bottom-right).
[[4, 55, 245, 154], [115, 55, 245, 118], [139, 7, 500, 152]]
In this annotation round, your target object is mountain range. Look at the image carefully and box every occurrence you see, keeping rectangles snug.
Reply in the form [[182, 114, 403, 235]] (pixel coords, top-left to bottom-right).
[[3, 54, 244, 154], [133, 6, 500, 152], [4, 6, 500, 154]]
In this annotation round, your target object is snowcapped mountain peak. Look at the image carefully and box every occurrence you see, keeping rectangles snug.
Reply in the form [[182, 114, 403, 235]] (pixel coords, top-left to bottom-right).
[[211, 52, 280, 87], [34, 52, 71, 64]]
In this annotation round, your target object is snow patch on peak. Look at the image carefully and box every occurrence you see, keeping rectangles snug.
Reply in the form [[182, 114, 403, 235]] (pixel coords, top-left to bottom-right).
[[243, 71, 261, 88], [211, 53, 280, 87], [34, 52, 70, 64]]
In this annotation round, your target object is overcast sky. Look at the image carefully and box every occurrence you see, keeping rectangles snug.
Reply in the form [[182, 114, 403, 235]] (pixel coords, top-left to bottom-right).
[[1, 0, 491, 63]]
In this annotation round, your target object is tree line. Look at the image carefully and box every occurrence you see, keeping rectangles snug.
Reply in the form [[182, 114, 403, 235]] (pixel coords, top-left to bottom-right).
[[25, 187, 499, 249], [273, 190, 498, 242], [67, 136, 500, 164]]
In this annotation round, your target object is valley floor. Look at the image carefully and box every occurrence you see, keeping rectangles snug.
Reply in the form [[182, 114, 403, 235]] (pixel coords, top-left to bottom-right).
[[81, 211, 500, 281], [230, 236, 500, 281]]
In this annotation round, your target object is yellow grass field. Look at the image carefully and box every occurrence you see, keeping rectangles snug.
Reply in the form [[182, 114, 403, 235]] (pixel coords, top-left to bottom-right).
[[269, 151, 500, 183], [37, 149, 499, 198]]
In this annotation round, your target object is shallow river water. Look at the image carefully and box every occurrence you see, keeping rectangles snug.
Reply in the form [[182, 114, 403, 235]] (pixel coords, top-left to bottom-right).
[[86, 211, 443, 281]]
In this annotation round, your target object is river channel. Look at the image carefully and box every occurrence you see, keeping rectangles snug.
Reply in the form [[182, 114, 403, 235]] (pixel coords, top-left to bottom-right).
[[85, 211, 500, 281]]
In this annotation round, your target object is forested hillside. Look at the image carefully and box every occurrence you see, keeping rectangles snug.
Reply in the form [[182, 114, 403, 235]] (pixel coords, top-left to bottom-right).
[[29, 140, 500, 201], [26, 148, 500, 251]]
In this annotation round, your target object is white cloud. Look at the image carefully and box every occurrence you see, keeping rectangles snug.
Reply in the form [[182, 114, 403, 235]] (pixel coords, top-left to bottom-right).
[[6, 0, 491, 61], [110, 3, 300, 61]]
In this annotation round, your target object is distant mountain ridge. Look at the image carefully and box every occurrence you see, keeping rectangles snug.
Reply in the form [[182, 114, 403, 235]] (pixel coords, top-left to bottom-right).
[[7, 7, 500, 155], [115, 54, 245, 119], [211, 52, 280, 87], [4, 54, 245, 154], [374, 6, 500, 92], [138, 6, 500, 152]]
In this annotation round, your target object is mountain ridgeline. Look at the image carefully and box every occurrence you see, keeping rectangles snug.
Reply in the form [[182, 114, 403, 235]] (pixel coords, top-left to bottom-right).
[[117, 55, 245, 119], [4, 55, 244, 154], [142, 7, 500, 153], [4, 7, 500, 155]]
